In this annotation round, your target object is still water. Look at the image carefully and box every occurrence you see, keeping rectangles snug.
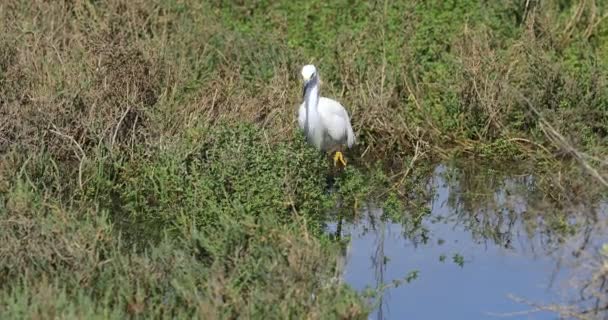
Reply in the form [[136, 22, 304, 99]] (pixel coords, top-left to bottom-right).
[[328, 164, 607, 320]]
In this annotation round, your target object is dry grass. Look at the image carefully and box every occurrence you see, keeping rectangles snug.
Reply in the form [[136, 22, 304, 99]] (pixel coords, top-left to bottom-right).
[[1, 1, 606, 165]]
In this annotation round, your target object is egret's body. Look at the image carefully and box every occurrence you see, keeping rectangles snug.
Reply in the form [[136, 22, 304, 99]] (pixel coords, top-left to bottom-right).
[[298, 65, 355, 166]]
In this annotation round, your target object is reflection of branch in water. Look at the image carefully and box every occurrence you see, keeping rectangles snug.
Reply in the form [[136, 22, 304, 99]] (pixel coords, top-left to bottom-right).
[[538, 208, 608, 318], [371, 211, 387, 320], [572, 208, 598, 259], [592, 276, 606, 316], [441, 162, 591, 257], [332, 205, 348, 288], [435, 160, 608, 318], [335, 210, 343, 240]]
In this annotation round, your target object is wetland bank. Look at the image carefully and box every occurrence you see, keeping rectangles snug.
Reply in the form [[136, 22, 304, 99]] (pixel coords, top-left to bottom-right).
[[1, 1, 607, 319]]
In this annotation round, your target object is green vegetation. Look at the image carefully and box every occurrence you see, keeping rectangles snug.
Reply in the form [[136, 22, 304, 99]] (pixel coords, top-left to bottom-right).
[[1, 0, 607, 318], [1, 123, 371, 318]]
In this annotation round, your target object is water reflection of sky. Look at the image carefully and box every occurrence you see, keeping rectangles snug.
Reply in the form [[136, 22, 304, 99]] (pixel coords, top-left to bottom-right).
[[327, 164, 607, 320]]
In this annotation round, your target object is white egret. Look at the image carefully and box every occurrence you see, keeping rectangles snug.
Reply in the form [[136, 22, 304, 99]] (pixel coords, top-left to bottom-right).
[[298, 64, 356, 167]]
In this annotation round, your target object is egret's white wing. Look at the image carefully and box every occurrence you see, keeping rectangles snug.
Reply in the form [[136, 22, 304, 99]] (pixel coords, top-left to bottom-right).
[[318, 97, 356, 147]]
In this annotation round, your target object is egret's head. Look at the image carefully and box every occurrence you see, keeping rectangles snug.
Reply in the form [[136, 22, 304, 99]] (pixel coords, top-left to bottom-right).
[[301, 64, 319, 98], [301, 64, 317, 82]]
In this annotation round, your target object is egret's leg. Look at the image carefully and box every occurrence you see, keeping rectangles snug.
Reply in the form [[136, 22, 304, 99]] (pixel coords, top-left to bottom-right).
[[333, 151, 347, 167]]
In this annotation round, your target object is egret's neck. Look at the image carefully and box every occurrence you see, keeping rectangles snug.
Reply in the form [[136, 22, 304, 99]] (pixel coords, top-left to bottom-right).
[[305, 82, 320, 114], [304, 80, 320, 138]]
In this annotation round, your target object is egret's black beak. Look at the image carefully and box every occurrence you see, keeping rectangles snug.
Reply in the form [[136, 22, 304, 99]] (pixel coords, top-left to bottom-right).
[[302, 80, 310, 98], [302, 73, 316, 98]]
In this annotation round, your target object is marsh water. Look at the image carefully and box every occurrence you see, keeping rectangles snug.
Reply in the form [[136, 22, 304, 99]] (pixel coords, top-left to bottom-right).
[[328, 163, 607, 319]]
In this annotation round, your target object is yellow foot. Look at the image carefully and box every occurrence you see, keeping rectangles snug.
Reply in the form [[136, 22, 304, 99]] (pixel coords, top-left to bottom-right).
[[333, 151, 347, 167]]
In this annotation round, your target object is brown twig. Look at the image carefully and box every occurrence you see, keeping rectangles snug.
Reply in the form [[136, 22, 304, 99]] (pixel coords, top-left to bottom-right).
[[49, 125, 87, 191]]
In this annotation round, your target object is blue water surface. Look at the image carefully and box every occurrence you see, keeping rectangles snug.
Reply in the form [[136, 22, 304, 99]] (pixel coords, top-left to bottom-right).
[[328, 165, 606, 320]]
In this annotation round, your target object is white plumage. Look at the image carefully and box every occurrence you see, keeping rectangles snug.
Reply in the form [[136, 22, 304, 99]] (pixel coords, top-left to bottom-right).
[[298, 64, 355, 166], [298, 97, 356, 149]]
